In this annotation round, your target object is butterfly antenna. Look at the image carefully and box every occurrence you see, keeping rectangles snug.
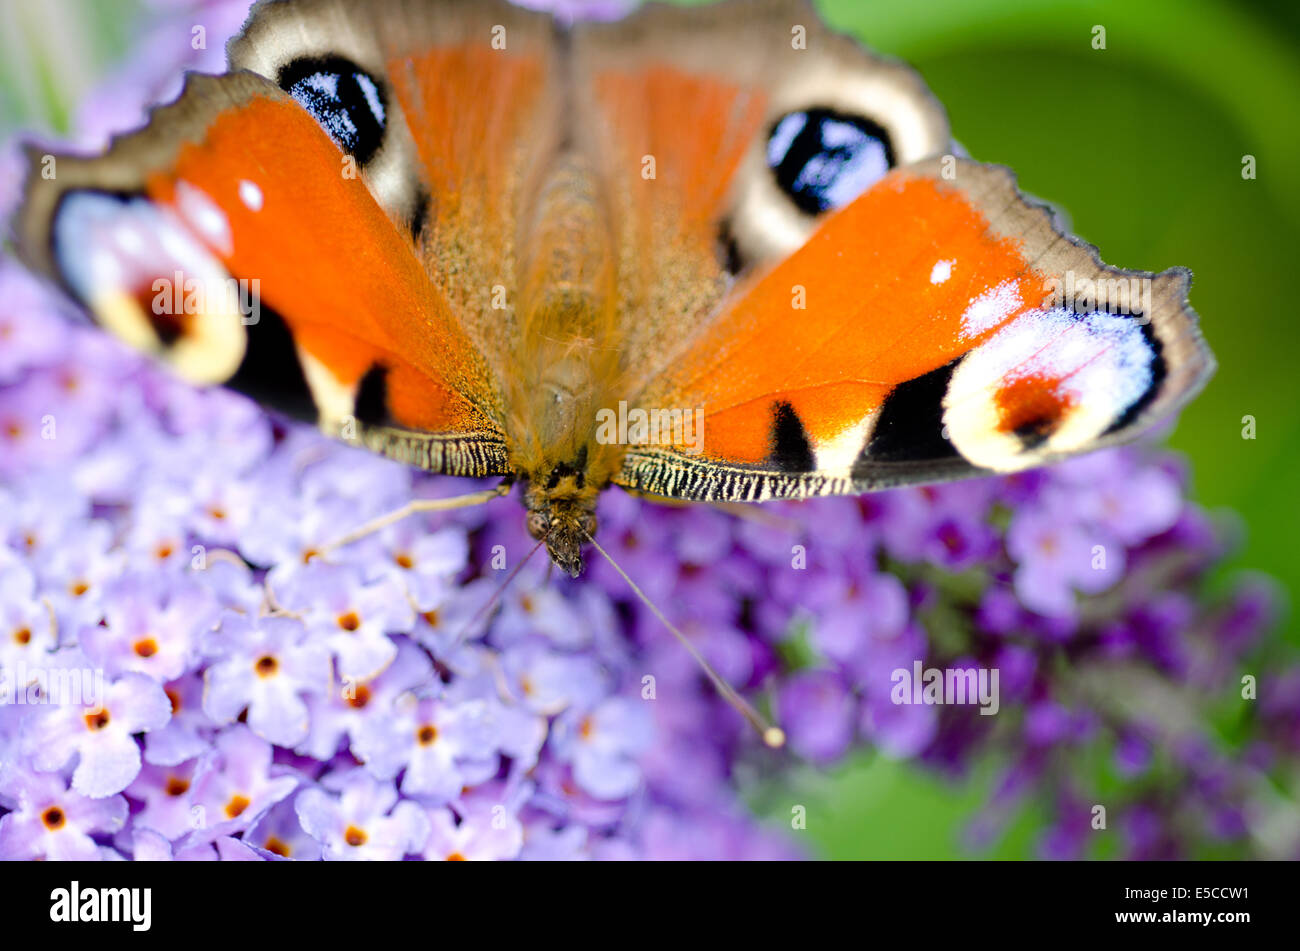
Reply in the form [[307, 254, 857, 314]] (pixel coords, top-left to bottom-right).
[[449, 536, 547, 648], [583, 530, 786, 749]]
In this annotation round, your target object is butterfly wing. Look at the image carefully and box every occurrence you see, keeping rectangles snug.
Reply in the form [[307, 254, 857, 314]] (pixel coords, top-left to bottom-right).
[[622, 157, 1212, 499], [14, 0, 562, 478], [567, 2, 1211, 500], [571, 0, 951, 391], [228, 0, 564, 382]]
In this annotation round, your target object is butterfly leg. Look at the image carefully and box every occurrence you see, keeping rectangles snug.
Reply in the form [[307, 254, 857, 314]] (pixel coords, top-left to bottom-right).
[[320, 483, 510, 554]]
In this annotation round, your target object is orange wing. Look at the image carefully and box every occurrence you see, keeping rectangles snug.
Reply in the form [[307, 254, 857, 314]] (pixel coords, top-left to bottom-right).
[[560, 1, 1211, 501], [16, 72, 506, 475], [571, 0, 951, 390], [619, 157, 1212, 500], [16, 0, 565, 478], [227, 0, 563, 381]]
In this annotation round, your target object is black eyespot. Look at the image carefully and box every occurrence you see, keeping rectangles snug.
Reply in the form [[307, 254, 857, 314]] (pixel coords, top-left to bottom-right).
[[278, 56, 387, 165], [860, 360, 960, 467], [227, 302, 317, 424], [717, 217, 744, 274], [353, 363, 390, 426], [409, 185, 431, 243], [769, 401, 814, 472], [766, 108, 894, 215]]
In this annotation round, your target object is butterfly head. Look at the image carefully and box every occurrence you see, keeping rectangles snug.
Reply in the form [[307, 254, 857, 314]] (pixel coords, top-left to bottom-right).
[[523, 464, 599, 579]]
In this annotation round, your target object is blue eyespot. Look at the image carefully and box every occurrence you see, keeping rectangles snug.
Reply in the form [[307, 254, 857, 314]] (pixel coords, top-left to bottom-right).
[[279, 56, 387, 165], [766, 108, 894, 215]]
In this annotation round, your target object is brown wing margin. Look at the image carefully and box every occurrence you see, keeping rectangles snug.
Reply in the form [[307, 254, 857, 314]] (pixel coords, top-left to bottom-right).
[[352, 426, 510, 477]]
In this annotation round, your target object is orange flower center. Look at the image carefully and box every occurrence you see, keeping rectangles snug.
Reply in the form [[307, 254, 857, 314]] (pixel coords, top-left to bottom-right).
[[348, 685, 372, 709]]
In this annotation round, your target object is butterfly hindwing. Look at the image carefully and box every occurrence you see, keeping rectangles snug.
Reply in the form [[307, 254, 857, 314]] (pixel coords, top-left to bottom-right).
[[229, 0, 563, 382], [571, 0, 952, 390]]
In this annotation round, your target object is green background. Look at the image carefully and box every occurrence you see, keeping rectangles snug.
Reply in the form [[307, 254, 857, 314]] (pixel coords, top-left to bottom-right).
[[2, 0, 1296, 859]]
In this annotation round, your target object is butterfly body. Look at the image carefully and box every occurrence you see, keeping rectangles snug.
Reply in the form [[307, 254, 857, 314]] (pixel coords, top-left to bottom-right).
[[13, 0, 1212, 578], [503, 148, 620, 573]]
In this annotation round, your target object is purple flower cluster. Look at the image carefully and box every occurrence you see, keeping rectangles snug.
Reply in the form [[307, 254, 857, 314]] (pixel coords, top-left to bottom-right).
[[0, 235, 810, 857], [2, 0, 1296, 861]]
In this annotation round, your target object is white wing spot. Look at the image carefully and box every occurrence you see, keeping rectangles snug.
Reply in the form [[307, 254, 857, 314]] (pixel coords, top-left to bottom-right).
[[961, 279, 1021, 337], [238, 180, 264, 212], [930, 259, 953, 284], [174, 181, 232, 256]]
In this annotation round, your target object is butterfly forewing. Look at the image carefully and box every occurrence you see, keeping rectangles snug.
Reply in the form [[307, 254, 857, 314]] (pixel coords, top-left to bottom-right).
[[618, 158, 1212, 501]]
